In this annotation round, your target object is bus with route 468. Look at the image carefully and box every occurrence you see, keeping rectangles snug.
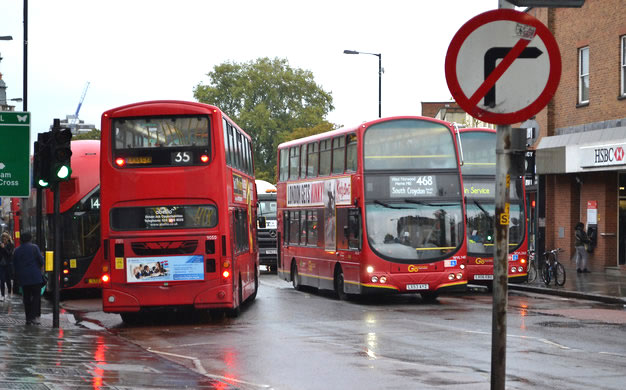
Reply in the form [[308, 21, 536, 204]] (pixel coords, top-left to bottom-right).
[[459, 127, 528, 287], [99, 101, 259, 321], [276, 116, 468, 301]]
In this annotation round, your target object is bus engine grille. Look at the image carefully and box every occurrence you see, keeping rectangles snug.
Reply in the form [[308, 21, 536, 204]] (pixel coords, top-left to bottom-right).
[[131, 240, 198, 256]]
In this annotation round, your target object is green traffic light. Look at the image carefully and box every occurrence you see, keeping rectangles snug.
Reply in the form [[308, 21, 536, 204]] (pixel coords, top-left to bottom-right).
[[38, 179, 49, 188], [56, 165, 71, 179]]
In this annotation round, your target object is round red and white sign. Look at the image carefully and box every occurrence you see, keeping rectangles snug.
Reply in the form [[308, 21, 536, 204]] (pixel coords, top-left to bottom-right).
[[445, 9, 561, 125]]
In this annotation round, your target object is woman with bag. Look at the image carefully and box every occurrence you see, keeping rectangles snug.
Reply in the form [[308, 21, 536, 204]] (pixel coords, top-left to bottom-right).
[[12, 232, 45, 325], [0, 232, 15, 302]]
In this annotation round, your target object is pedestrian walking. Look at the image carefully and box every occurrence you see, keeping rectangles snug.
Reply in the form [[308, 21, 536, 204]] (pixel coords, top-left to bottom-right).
[[12, 232, 45, 325], [574, 222, 591, 274], [0, 232, 15, 301]]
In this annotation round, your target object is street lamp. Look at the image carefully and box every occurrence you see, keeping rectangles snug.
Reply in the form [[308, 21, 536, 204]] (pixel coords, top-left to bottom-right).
[[343, 49, 382, 118]]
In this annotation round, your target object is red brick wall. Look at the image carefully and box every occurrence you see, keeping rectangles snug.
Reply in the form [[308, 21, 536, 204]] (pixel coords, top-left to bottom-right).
[[420, 102, 460, 118]]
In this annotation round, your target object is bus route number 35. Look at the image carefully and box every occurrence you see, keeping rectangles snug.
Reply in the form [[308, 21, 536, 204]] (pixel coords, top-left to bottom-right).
[[172, 151, 192, 165]]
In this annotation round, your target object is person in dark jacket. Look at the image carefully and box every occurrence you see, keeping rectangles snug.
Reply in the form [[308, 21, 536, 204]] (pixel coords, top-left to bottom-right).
[[12, 232, 45, 325], [574, 222, 591, 274], [0, 232, 15, 301]]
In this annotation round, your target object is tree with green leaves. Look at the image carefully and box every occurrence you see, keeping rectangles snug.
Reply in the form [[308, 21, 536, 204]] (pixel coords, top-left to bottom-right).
[[71, 128, 101, 140], [193, 57, 334, 182]]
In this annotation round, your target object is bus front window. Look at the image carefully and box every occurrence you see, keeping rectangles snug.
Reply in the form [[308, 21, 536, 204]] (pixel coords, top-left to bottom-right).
[[366, 202, 463, 262]]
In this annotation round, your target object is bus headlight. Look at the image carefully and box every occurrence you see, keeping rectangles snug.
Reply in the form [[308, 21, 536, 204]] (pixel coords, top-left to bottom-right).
[[511, 266, 516, 273], [448, 273, 455, 280], [456, 273, 463, 279], [518, 266, 524, 272], [366, 266, 374, 273], [380, 276, 387, 283], [460, 264, 465, 270], [371, 276, 378, 283]]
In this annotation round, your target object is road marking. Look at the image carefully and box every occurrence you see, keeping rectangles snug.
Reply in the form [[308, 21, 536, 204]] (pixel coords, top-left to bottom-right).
[[147, 348, 272, 388]]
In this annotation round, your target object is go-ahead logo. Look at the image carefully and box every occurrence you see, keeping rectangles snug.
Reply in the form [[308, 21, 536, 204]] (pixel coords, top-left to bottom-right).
[[595, 146, 625, 164]]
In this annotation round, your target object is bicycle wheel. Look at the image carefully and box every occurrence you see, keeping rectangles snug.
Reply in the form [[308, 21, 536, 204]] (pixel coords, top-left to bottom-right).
[[527, 260, 537, 283], [541, 259, 551, 285], [554, 262, 566, 286]]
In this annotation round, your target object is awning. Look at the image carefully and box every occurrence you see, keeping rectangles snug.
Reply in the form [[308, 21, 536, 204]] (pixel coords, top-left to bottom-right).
[[535, 126, 626, 174]]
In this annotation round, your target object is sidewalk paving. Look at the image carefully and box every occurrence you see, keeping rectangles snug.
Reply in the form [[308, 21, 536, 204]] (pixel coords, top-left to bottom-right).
[[0, 293, 238, 389]]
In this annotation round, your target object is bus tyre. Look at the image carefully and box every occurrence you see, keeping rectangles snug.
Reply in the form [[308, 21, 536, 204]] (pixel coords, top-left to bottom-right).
[[120, 312, 141, 324], [334, 268, 348, 301], [421, 292, 438, 303], [227, 278, 242, 318], [249, 267, 259, 302], [292, 261, 302, 291]]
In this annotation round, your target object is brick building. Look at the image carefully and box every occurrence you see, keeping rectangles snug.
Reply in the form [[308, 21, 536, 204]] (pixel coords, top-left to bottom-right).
[[530, 0, 626, 270]]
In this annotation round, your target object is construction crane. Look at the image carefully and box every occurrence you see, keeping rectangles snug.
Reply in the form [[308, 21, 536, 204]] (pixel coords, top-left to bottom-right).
[[65, 81, 90, 133]]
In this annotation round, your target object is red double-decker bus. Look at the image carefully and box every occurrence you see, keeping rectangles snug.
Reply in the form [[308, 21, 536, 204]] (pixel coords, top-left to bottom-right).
[[459, 128, 528, 287], [14, 140, 103, 292], [277, 116, 467, 301], [100, 101, 259, 321]]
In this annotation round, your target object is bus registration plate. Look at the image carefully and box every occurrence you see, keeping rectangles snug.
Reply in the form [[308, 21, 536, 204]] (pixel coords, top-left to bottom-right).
[[265, 249, 277, 255], [474, 275, 493, 280], [406, 283, 429, 290]]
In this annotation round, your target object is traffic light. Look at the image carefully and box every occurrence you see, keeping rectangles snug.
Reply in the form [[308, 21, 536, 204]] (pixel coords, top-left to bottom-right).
[[49, 128, 73, 182], [34, 132, 52, 188]]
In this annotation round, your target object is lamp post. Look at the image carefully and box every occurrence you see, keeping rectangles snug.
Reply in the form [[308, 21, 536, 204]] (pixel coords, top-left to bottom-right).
[[343, 49, 382, 118]]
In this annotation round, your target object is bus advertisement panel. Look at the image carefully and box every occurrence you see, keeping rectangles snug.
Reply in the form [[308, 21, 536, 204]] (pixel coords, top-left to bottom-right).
[[277, 116, 468, 301], [459, 128, 528, 286], [100, 101, 259, 321]]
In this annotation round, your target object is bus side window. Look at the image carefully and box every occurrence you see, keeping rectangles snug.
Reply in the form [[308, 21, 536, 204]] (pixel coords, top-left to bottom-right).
[[289, 147, 300, 180], [332, 136, 345, 174], [348, 208, 361, 250], [283, 210, 290, 245], [300, 144, 307, 179], [319, 139, 331, 176], [279, 149, 289, 181], [346, 134, 357, 172], [307, 142, 319, 177], [289, 210, 300, 245]]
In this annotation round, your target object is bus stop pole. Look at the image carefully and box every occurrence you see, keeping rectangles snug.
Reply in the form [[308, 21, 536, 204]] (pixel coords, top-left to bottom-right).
[[491, 124, 512, 389]]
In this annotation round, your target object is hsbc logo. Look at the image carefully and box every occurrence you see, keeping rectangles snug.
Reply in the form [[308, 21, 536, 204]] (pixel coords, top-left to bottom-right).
[[594, 146, 625, 164]]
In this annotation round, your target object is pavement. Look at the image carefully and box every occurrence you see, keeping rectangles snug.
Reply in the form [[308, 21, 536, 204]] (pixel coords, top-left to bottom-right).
[[1, 265, 625, 389], [0, 291, 238, 389]]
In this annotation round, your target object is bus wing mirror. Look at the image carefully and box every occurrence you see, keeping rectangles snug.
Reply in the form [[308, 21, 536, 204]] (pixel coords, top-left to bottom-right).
[[257, 216, 267, 229]]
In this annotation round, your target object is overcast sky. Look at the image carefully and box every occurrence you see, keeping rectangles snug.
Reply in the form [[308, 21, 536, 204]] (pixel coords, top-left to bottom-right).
[[0, 0, 504, 143]]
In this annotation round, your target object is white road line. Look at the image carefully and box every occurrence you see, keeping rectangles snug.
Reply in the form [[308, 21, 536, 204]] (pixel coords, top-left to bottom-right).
[[147, 348, 272, 388]]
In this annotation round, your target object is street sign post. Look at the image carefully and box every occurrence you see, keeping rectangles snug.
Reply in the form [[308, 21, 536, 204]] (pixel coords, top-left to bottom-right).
[[0, 112, 31, 197], [445, 9, 561, 125], [446, 8, 562, 390]]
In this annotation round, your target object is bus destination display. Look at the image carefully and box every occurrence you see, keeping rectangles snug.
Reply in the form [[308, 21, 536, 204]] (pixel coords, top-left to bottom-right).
[[390, 176, 437, 197]]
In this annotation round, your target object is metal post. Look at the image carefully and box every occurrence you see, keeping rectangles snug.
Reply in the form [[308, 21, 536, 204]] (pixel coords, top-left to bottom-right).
[[491, 125, 512, 389], [23, 0, 27, 111], [52, 181, 60, 328], [378, 54, 382, 118], [35, 187, 42, 249]]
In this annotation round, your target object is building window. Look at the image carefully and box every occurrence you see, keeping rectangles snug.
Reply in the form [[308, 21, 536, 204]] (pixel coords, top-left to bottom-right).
[[578, 46, 589, 104], [622, 36, 626, 97]]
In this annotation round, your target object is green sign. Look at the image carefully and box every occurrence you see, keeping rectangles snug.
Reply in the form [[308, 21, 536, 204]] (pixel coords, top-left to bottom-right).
[[0, 112, 31, 197]]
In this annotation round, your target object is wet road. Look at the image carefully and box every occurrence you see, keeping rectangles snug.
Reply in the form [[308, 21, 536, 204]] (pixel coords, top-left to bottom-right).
[[72, 274, 626, 390]]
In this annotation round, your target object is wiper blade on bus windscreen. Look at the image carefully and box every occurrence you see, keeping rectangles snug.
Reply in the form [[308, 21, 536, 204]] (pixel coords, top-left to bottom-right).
[[473, 200, 491, 217], [373, 200, 410, 210]]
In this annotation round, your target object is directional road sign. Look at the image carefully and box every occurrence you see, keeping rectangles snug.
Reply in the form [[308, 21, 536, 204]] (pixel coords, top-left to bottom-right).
[[0, 111, 31, 197], [445, 9, 561, 125]]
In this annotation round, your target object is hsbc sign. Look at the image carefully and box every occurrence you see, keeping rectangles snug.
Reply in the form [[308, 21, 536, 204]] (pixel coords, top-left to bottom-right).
[[580, 143, 626, 168]]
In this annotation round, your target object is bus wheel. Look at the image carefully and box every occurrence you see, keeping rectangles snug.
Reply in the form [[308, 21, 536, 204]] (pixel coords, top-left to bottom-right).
[[291, 261, 302, 291], [334, 267, 348, 301], [421, 292, 439, 303], [120, 312, 141, 324], [227, 277, 242, 318], [249, 267, 259, 302]]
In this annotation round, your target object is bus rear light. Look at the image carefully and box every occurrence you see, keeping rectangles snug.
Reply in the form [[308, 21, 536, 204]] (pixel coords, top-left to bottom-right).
[[366, 266, 374, 273], [108, 295, 115, 303], [371, 276, 378, 283], [63, 261, 69, 267], [63, 269, 69, 274], [101, 274, 110, 283], [223, 270, 230, 278], [223, 261, 231, 268], [520, 258, 527, 264], [200, 154, 209, 163], [218, 291, 226, 299], [115, 157, 126, 167], [456, 273, 463, 280], [102, 265, 109, 272], [448, 273, 455, 280], [380, 276, 387, 283]]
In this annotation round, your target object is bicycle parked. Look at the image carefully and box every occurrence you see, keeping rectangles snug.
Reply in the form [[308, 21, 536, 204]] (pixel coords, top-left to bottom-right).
[[527, 251, 537, 283], [542, 248, 566, 286]]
